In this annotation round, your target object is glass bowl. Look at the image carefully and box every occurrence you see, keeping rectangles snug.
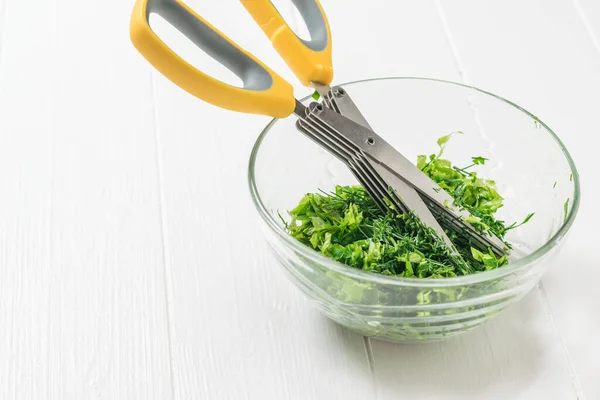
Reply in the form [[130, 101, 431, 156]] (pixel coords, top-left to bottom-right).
[[248, 77, 580, 343]]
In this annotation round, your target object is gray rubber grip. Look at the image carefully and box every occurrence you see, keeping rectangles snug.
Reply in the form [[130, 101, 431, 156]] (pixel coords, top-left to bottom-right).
[[147, 0, 273, 91], [290, 0, 328, 51]]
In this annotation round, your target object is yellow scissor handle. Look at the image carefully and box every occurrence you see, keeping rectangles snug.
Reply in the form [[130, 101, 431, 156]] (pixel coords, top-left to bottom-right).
[[130, 0, 296, 118], [240, 0, 334, 87]]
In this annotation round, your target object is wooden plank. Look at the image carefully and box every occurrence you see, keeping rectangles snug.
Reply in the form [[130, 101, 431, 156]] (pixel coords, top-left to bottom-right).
[[571, 2, 600, 396], [0, 0, 174, 398], [435, 0, 600, 398], [148, 0, 377, 398], [47, 0, 174, 397], [0, 0, 52, 397]]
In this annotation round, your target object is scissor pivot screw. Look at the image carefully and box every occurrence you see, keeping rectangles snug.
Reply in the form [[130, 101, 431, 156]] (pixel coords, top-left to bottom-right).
[[367, 138, 375, 145], [334, 88, 345, 97]]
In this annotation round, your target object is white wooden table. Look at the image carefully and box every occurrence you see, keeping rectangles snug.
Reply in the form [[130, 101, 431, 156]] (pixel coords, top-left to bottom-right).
[[0, 0, 598, 398]]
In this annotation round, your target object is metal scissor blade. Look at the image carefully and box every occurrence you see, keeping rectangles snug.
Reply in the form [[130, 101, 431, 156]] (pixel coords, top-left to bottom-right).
[[312, 82, 372, 130], [298, 115, 422, 218], [324, 85, 373, 131], [369, 162, 459, 252], [308, 85, 459, 253], [305, 102, 508, 256], [295, 120, 392, 213]]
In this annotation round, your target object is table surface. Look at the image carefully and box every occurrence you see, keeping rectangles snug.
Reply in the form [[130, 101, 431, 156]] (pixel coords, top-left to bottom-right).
[[0, 0, 598, 398]]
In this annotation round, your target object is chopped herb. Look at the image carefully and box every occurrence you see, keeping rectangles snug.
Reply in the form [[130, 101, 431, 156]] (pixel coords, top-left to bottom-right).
[[553, 181, 557, 188], [311, 90, 321, 101], [564, 198, 570, 222], [420, 136, 510, 239], [287, 185, 475, 278], [284, 134, 533, 278], [570, 173, 573, 182], [505, 213, 535, 232], [472, 156, 488, 165], [436, 131, 462, 157]]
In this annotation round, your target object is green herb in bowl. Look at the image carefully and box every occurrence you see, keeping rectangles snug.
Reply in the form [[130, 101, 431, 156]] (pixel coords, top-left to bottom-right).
[[283, 133, 534, 278]]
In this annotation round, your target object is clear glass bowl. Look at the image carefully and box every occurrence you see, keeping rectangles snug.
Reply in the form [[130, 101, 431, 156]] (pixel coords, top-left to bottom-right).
[[248, 77, 580, 343]]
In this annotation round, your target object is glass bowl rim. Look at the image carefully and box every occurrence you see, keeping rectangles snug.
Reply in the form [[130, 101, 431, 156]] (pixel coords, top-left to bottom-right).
[[248, 76, 581, 287]]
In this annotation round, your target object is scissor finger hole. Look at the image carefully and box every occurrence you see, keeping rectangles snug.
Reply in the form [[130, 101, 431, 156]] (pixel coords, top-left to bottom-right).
[[148, 13, 243, 88]]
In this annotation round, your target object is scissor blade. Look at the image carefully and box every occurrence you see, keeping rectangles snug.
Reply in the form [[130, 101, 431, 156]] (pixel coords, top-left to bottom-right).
[[308, 85, 459, 253], [325, 87, 373, 131], [370, 163, 459, 251], [312, 82, 373, 130], [306, 103, 508, 256], [295, 120, 393, 212]]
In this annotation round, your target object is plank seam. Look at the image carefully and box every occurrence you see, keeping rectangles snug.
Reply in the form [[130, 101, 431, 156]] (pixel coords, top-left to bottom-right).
[[573, 0, 600, 56], [537, 282, 585, 400], [46, 59, 55, 400], [433, 0, 468, 84], [150, 71, 177, 400], [434, 0, 492, 144], [0, 0, 9, 70], [362, 337, 380, 399]]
